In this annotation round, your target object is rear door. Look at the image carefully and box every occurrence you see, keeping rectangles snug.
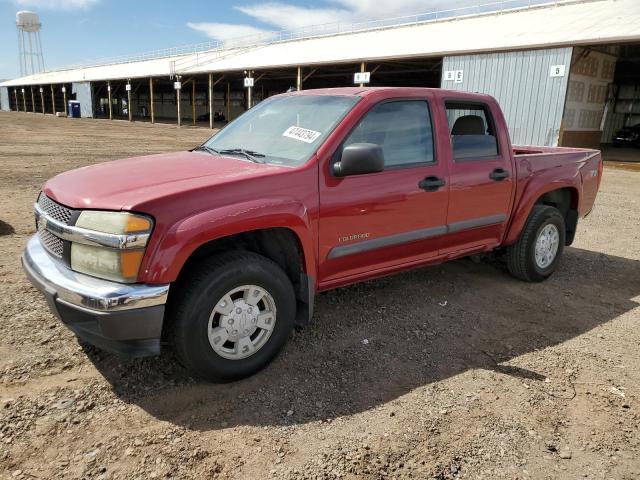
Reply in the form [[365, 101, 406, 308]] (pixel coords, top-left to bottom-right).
[[318, 96, 449, 285], [440, 100, 514, 254]]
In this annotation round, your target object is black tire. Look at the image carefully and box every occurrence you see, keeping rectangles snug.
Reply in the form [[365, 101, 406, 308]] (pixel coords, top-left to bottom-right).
[[169, 251, 296, 382], [506, 205, 566, 282]]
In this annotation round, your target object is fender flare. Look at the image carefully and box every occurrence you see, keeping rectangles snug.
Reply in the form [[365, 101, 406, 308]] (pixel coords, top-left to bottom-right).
[[140, 197, 316, 284], [504, 179, 581, 246]]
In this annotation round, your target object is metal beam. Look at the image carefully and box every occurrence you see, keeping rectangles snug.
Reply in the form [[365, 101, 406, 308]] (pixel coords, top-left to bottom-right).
[[297, 66, 302, 91], [63, 86, 67, 115], [107, 81, 113, 120], [208, 73, 213, 129], [50, 85, 55, 114], [176, 75, 182, 127], [149, 78, 155, 124], [226, 82, 230, 123], [192, 79, 196, 126], [302, 68, 317, 83], [359, 62, 366, 88], [247, 71, 253, 109], [127, 79, 132, 122]]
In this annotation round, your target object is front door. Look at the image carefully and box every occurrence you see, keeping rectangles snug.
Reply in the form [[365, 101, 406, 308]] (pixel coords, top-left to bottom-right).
[[318, 98, 449, 286]]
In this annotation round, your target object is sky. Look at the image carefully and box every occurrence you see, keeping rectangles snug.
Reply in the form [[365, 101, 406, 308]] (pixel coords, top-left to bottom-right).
[[0, 0, 540, 80]]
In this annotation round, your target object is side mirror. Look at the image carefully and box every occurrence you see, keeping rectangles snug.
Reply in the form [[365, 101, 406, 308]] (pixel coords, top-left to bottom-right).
[[333, 143, 384, 177]]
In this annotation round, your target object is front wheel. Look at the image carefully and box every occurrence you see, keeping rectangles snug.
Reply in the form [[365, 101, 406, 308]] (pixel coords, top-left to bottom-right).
[[169, 252, 296, 382], [506, 205, 566, 282]]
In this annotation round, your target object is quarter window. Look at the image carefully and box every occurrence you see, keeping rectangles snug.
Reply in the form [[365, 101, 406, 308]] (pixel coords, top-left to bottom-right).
[[344, 101, 435, 168], [446, 102, 499, 160]]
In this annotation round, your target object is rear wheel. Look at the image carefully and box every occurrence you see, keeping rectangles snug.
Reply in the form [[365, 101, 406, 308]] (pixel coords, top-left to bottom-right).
[[170, 252, 296, 382], [506, 205, 566, 282]]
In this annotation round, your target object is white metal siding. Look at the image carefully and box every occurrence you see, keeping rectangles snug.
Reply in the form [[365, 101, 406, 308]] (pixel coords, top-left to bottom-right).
[[2, 0, 639, 88], [0, 87, 9, 111], [72, 82, 94, 118], [441, 48, 572, 146]]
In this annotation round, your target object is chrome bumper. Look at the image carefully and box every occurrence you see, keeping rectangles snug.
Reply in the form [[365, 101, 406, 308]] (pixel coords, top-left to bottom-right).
[[22, 234, 168, 312], [21, 235, 169, 356]]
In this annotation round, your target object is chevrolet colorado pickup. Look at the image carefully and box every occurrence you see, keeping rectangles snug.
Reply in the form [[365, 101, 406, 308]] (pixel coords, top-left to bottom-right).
[[22, 87, 602, 381]]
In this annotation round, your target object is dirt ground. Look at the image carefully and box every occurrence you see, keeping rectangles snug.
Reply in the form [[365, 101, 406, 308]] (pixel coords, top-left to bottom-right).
[[0, 111, 639, 480]]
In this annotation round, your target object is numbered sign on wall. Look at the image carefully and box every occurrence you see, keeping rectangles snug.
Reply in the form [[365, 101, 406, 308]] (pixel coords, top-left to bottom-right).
[[125, 84, 132, 91], [444, 70, 464, 83], [244, 77, 254, 88], [174, 81, 182, 90], [353, 72, 371, 84], [550, 65, 566, 77]]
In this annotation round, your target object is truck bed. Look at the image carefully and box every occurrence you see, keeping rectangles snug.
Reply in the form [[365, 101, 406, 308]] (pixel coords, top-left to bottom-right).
[[512, 145, 602, 218]]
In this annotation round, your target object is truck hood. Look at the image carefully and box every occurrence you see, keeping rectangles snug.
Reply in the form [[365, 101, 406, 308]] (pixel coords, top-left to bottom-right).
[[43, 151, 283, 211]]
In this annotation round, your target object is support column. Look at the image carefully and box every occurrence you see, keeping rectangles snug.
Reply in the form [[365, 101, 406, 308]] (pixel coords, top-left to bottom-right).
[[62, 86, 67, 115], [149, 78, 155, 124], [40, 87, 45, 113], [127, 79, 132, 122], [30, 87, 35, 112], [247, 71, 253, 110], [107, 81, 113, 120], [192, 79, 196, 126], [22, 89, 26, 111], [176, 75, 182, 128], [359, 62, 366, 88], [226, 82, 230, 123], [297, 66, 302, 91], [208, 73, 213, 129], [14, 89, 19, 111], [51, 85, 55, 114]]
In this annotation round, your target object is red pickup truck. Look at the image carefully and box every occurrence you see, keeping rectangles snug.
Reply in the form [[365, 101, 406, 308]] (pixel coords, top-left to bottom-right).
[[23, 87, 602, 381]]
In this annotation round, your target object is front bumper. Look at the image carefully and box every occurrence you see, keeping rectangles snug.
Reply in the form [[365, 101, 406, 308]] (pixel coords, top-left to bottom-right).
[[21, 235, 169, 357]]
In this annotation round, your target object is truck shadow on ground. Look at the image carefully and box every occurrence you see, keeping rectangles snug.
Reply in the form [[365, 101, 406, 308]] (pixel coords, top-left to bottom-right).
[[85, 246, 640, 431], [0, 221, 15, 236]]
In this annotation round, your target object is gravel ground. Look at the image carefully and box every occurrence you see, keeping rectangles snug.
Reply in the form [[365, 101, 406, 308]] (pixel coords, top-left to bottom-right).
[[0, 111, 639, 480]]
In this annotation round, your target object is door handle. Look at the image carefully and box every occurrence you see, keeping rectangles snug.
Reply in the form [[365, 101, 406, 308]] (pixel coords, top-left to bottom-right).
[[418, 176, 446, 192], [489, 168, 509, 181]]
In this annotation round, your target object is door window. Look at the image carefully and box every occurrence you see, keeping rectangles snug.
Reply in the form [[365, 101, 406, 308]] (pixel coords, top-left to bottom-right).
[[446, 102, 499, 161], [344, 101, 435, 168]]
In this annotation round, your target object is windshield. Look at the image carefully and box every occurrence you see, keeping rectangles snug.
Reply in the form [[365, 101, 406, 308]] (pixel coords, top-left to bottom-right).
[[203, 94, 360, 166]]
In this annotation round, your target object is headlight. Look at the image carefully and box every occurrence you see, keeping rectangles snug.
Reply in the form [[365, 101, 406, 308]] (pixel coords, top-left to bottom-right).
[[70, 211, 153, 283]]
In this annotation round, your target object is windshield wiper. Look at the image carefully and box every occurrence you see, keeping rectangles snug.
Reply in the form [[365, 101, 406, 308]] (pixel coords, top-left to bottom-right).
[[219, 148, 266, 164], [192, 145, 220, 156]]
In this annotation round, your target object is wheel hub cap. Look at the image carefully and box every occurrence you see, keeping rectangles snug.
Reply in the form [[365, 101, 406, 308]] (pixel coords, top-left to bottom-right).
[[207, 285, 276, 360], [534, 224, 560, 269]]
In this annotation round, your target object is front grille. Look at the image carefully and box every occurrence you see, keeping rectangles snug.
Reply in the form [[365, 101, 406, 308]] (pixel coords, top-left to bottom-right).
[[39, 228, 64, 258], [37, 193, 74, 225], [36, 193, 76, 261]]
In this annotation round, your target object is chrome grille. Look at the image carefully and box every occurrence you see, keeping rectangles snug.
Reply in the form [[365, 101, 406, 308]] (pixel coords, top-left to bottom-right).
[[37, 193, 74, 225], [39, 228, 64, 258], [36, 194, 75, 260]]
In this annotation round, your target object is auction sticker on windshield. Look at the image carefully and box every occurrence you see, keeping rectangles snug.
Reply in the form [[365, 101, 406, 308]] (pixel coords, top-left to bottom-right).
[[282, 126, 321, 143]]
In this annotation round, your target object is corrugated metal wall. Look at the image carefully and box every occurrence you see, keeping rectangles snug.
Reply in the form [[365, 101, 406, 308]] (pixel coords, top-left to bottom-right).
[[72, 82, 94, 118], [0, 87, 9, 112], [441, 48, 572, 146]]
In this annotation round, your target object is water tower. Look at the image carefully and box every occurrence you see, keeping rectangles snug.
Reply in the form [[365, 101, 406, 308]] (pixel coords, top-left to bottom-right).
[[16, 11, 45, 76]]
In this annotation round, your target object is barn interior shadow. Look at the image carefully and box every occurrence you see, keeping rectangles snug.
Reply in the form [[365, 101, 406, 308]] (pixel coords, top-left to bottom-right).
[[85, 246, 640, 431]]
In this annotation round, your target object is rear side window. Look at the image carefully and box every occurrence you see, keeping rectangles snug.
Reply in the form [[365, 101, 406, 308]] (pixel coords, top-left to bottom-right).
[[446, 102, 499, 161], [344, 100, 435, 168]]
